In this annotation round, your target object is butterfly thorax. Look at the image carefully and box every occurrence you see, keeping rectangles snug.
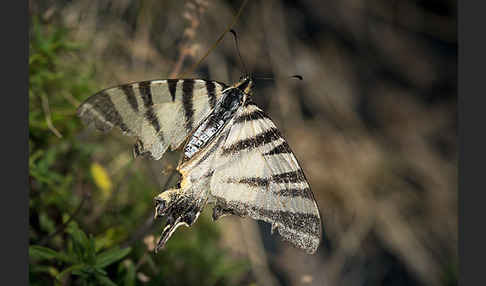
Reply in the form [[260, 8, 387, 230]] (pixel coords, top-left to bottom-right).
[[181, 77, 252, 163]]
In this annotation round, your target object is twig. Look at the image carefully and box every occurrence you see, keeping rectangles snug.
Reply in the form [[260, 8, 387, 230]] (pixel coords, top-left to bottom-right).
[[176, 0, 249, 78], [40, 93, 63, 138], [169, 48, 191, 79], [84, 180, 125, 226], [240, 219, 280, 286], [39, 191, 89, 246], [121, 215, 156, 250], [168, 0, 210, 78], [120, 169, 178, 248], [63, 92, 81, 107]]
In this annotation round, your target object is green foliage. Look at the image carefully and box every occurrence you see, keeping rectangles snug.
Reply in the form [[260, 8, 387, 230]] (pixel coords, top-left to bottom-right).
[[29, 17, 94, 149], [148, 213, 250, 286], [29, 16, 249, 286], [30, 222, 131, 285]]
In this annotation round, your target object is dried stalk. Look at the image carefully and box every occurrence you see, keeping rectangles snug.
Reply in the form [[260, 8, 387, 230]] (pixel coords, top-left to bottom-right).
[[40, 93, 63, 138]]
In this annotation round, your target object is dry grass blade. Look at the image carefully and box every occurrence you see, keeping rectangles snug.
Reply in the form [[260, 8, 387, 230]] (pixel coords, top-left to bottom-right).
[[177, 0, 249, 78], [40, 93, 63, 138]]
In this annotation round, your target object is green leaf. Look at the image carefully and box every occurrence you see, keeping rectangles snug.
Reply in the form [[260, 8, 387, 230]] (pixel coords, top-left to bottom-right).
[[38, 212, 56, 234], [121, 259, 136, 286], [86, 235, 97, 265], [54, 251, 73, 263], [95, 247, 131, 268], [29, 245, 60, 260], [66, 222, 89, 249], [55, 264, 86, 281], [29, 265, 60, 277], [96, 275, 118, 286]]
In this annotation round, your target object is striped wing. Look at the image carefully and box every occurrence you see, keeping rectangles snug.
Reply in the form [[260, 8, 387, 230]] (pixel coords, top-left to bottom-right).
[[77, 79, 227, 160], [209, 102, 322, 253]]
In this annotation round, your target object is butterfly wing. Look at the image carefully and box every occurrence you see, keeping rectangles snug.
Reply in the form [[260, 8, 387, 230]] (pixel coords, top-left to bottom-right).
[[77, 79, 227, 160], [209, 102, 322, 254]]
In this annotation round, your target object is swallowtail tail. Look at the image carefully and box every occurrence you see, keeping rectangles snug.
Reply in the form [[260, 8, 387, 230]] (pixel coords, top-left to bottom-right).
[[77, 76, 322, 254]]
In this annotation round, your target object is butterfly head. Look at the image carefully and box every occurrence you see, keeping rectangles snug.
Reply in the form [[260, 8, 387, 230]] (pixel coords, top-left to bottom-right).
[[154, 190, 177, 218], [235, 75, 253, 95]]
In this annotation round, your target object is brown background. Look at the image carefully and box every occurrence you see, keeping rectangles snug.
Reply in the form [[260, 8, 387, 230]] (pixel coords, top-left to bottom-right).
[[30, 1, 457, 285]]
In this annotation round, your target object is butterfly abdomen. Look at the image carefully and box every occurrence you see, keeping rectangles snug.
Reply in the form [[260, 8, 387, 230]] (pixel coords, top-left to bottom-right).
[[183, 86, 248, 163]]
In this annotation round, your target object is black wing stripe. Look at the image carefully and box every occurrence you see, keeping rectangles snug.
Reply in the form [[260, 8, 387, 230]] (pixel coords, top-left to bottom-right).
[[138, 81, 163, 138], [263, 141, 291, 155], [273, 187, 312, 199], [226, 169, 305, 184], [272, 170, 306, 184], [254, 207, 320, 237], [120, 84, 138, 112], [225, 176, 310, 199], [145, 107, 161, 133], [226, 177, 269, 187], [86, 91, 131, 133], [205, 80, 217, 109], [222, 127, 282, 155], [234, 109, 271, 123], [221, 201, 320, 237], [182, 79, 195, 131], [167, 79, 178, 101], [139, 81, 153, 107]]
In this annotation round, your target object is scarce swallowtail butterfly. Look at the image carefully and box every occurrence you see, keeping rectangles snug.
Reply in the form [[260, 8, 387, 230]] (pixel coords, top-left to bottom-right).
[[77, 76, 322, 254]]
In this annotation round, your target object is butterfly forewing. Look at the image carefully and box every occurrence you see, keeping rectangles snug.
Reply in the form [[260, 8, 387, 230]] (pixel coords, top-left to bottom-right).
[[77, 79, 227, 160], [208, 102, 321, 254]]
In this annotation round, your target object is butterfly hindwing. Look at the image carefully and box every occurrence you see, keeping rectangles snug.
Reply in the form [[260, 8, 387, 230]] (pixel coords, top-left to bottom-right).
[[77, 79, 227, 159], [209, 102, 322, 254]]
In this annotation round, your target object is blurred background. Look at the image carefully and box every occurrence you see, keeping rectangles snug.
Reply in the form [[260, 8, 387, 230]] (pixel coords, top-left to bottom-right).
[[28, 0, 457, 285]]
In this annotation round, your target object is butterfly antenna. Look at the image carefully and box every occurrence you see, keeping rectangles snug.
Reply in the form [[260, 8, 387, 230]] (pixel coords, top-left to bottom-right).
[[253, 74, 304, 81], [229, 29, 248, 76], [178, 0, 249, 78]]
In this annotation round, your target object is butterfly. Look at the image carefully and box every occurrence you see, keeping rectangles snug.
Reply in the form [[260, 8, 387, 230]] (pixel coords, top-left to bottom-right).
[[77, 76, 322, 254]]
